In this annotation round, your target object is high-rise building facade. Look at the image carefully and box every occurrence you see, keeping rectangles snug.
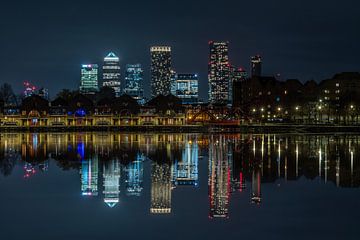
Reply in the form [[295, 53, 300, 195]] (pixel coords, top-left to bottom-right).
[[251, 55, 262, 77], [231, 67, 248, 107], [102, 52, 121, 97], [150, 46, 172, 97], [170, 73, 199, 104], [208, 41, 231, 104], [124, 64, 144, 103], [80, 64, 99, 95]]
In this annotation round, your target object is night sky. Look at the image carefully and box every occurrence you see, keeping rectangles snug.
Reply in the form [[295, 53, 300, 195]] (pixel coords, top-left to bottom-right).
[[0, 0, 359, 100]]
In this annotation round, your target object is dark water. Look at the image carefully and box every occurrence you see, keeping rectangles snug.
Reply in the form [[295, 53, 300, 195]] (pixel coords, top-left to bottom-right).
[[0, 133, 359, 240]]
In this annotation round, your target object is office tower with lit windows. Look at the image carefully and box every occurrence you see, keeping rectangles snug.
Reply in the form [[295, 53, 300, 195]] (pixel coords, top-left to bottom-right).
[[102, 52, 121, 97], [170, 73, 199, 104], [208, 136, 230, 218], [123, 64, 144, 103], [103, 159, 121, 208], [150, 161, 172, 214], [150, 46, 172, 97], [251, 55, 262, 77], [80, 64, 99, 95], [208, 41, 231, 104]]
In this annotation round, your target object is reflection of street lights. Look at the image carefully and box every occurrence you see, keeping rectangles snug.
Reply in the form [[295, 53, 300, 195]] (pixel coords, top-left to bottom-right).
[[294, 106, 300, 123], [349, 105, 356, 124], [318, 105, 322, 123]]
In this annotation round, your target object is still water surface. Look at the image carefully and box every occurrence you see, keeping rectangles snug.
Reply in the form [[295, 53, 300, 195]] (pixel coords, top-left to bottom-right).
[[0, 133, 359, 240]]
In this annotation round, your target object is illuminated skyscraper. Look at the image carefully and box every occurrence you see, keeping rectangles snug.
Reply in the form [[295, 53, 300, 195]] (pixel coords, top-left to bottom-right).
[[170, 73, 199, 104], [80, 155, 99, 196], [103, 159, 121, 208], [150, 46, 172, 97], [150, 161, 172, 214], [125, 153, 144, 196], [102, 52, 121, 97], [80, 64, 99, 95], [208, 136, 230, 218], [172, 137, 199, 186], [123, 64, 144, 103], [208, 41, 230, 104], [251, 55, 262, 77]]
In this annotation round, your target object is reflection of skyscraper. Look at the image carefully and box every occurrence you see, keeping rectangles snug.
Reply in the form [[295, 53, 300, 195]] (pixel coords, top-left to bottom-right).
[[150, 46, 172, 97], [150, 161, 172, 214], [103, 159, 121, 207], [125, 153, 144, 196], [173, 137, 199, 186], [80, 155, 99, 196], [208, 136, 230, 218], [102, 52, 121, 97], [251, 164, 262, 204]]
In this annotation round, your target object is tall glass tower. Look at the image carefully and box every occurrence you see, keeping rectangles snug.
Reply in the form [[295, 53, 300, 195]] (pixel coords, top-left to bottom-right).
[[208, 41, 230, 104], [124, 64, 144, 103], [79, 64, 99, 95], [150, 46, 172, 97], [102, 52, 121, 97]]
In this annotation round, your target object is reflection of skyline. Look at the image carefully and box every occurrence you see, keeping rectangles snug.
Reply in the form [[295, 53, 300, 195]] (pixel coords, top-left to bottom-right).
[[2, 133, 360, 217]]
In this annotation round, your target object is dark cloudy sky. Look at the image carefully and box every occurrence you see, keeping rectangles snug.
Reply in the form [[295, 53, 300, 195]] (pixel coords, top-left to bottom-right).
[[0, 0, 359, 100]]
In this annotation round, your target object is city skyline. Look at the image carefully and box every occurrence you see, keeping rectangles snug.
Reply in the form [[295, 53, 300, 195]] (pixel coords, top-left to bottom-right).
[[0, 0, 359, 100], [1, 1, 360, 239]]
